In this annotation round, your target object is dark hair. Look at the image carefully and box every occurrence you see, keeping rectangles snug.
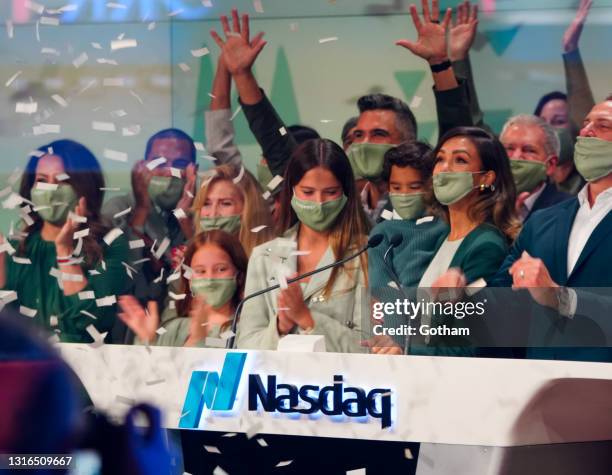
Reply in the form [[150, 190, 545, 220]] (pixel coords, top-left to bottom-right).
[[144, 128, 196, 162], [177, 230, 248, 318], [428, 127, 521, 241], [278, 139, 369, 294], [534, 91, 567, 117], [341, 116, 358, 143], [357, 94, 417, 141], [381, 141, 433, 183], [287, 125, 320, 144], [18, 139, 110, 266]]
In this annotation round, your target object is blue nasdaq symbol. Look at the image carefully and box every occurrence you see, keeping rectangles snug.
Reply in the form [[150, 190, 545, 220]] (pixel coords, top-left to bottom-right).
[[179, 352, 247, 429]]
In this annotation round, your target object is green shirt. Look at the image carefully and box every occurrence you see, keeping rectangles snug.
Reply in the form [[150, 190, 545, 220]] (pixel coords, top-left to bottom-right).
[[4, 231, 129, 343]]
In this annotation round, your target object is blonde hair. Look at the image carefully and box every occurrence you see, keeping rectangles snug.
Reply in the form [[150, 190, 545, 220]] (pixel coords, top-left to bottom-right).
[[193, 164, 276, 256]]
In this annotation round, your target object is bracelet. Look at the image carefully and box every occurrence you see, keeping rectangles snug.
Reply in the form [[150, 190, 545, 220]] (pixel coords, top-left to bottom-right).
[[430, 60, 452, 73]]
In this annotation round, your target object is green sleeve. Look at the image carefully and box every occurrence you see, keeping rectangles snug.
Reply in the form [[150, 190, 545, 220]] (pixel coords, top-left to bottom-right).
[[563, 49, 596, 136], [460, 239, 508, 284], [57, 235, 130, 342]]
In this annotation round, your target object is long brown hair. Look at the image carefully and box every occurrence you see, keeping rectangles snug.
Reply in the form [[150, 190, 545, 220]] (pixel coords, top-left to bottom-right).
[[176, 230, 248, 318], [192, 164, 276, 256], [427, 127, 521, 242], [278, 139, 370, 296], [18, 139, 110, 266]]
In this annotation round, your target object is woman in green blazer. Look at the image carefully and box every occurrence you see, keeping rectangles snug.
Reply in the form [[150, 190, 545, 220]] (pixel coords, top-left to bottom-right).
[[236, 139, 370, 353], [118, 230, 248, 348]]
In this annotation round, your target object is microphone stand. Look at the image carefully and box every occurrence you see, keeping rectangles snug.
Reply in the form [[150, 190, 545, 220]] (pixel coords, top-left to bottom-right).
[[225, 238, 381, 349]]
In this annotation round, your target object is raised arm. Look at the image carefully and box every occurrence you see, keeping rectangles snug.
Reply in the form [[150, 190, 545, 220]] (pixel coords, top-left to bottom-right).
[[563, 0, 595, 135], [210, 9, 297, 178]]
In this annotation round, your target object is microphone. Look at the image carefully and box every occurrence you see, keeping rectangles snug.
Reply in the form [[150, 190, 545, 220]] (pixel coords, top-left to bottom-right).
[[381, 232, 413, 355], [225, 233, 384, 349]]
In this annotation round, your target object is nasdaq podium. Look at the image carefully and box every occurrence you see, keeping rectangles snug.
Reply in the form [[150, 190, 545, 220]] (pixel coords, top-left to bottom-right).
[[60, 344, 612, 474]]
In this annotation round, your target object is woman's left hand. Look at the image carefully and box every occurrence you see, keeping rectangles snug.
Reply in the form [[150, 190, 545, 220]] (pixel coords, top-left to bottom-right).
[[55, 197, 87, 256], [430, 267, 467, 301], [279, 277, 314, 330]]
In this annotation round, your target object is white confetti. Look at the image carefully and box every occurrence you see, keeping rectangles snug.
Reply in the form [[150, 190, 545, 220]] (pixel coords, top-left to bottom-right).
[[204, 446, 221, 454], [68, 211, 87, 223], [0, 290, 18, 303], [20, 305, 37, 318], [416, 215, 434, 225], [97, 58, 119, 66], [12, 257, 32, 265], [92, 121, 116, 132], [404, 448, 413, 459], [145, 378, 165, 386], [49, 315, 59, 326], [111, 39, 137, 50], [251, 225, 267, 233], [146, 157, 167, 170], [276, 461, 293, 468], [232, 166, 245, 184], [262, 191, 271, 200], [103, 227, 124, 245], [41, 47, 61, 55], [72, 52, 88, 69], [51, 94, 68, 107], [212, 468, 228, 475], [5, 71, 22, 87], [267, 175, 284, 191], [168, 8, 184, 17], [35, 183, 59, 192], [173, 208, 187, 219], [0, 241, 16, 256], [113, 207, 132, 219], [16, 102, 38, 114], [25, 1, 44, 14], [96, 295, 117, 307], [81, 310, 97, 320], [465, 278, 487, 297], [410, 96, 423, 109], [178, 63, 191, 72], [122, 125, 141, 136], [381, 209, 394, 221], [220, 330, 235, 341], [153, 237, 171, 260], [73, 228, 90, 240], [78, 291, 95, 300], [194, 142, 205, 152], [191, 47, 209, 58], [170, 167, 182, 178], [33, 124, 61, 135], [256, 438, 268, 447], [106, 2, 127, 9], [103, 149, 128, 162], [91, 42, 103, 49], [6, 20, 14, 39], [129, 239, 145, 249], [56, 173, 70, 181], [279, 126, 287, 136], [129, 90, 144, 104], [319, 37, 338, 44], [40, 16, 60, 26], [103, 77, 125, 87], [230, 106, 242, 121], [221, 433, 237, 438], [156, 327, 167, 336], [253, 0, 264, 13], [147, 22, 156, 31], [110, 109, 127, 118], [205, 337, 225, 348], [168, 291, 186, 301]]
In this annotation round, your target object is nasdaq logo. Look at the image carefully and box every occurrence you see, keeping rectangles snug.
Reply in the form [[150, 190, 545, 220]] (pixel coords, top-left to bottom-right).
[[179, 352, 246, 429]]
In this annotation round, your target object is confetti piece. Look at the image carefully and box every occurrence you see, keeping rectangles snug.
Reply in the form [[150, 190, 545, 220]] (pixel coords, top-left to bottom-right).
[[12, 257, 32, 265], [205, 337, 225, 348], [0, 290, 18, 303], [72, 52, 88, 68], [233, 166, 245, 184], [147, 22, 156, 31], [73, 228, 90, 240], [152, 237, 171, 260], [33, 124, 61, 135], [416, 215, 434, 225], [78, 291, 95, 300], [404, 448, 413, 459], [35, 21, 40, 42], [253, 0, 264, 13], [20, 305, 37, 318], [122, 125, 141, 136], [91, 42, 103, 49], [77, 79, 97, 95], [97, 58, 119, 66], [103, 227, 124, 245], [5, 71, 22, 87], [107, 2, 127, 9], [146, 157, 167, 170], [96, 295, 117, 307], [145, 378, 165, 386], [6, 20, 14, 39], [212, 467, 228, 475], [81, 310, 97, 320], [465, 278, 487, 296], [92, 121, 116, 132], [62, 273, 84, 282], [55, 173, 70, 181], [170, 167, 182, 179], [320, 119, 334, 123], [111, 39, 137, 50], [0, 242, 16, 256], [156, 327, 167, 336], [178, 63, 191, 72], [251, 225, 267, 233], [104, 77, 125, 87], [262, 191, 271, 200], [129, 239, 145, 250], [194, 142, 205, 152], [204, 446, 221, 454], [279, 126, 287, 136], [16, 101, 37, 115], [110, 109, 127, 118], [191, 47, 210, 58], [41, 47, 61, 55], [276, 461, 293, 468], [50, 315, 59, 326], [51, 94, 68, 107], [113, 207, 132, 219], [230, 106, 242, 121], [168, 291, 186, 301], [221, 433, 237, 438], [319, 37, 338, 44], [173, 208, 187, 219], [256, 438, 268, 447], [68, 211, 87, 223], [381, 209, 394, 221], [410, 96, 423, 109], [267, 175, 284, 191], [103, 149, 128, 162], [129, 90, 144, 104], [166, 270, 181, 284], [168, 8, 184, 16], [35, 182, 58, 191], [25, 1, 45, 14], [116, 395, 136, 405], [2, 193, 24, 209], [40, 16, 60, 26]]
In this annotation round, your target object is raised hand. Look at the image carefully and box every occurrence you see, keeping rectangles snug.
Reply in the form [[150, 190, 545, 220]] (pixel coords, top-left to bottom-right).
[[210, 9, 267, 76], [55, 196, 86, 256], [131, 160, 152, 210], [175, 163, 197, 213], [563, 0, 592, 53], [118, 296, 160, 343], [449, 0, 478, 61], [396, 0, 453, 64]]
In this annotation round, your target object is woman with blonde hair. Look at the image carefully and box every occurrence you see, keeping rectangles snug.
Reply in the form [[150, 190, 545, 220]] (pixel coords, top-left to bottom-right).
[[192, 164, 276, 257]]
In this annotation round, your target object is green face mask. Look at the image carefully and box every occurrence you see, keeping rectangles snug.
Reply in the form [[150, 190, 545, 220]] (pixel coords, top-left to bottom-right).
[[30, 183, 78, 225], [574, 136, 612, 182], [148, 175, 184, 210], [389, 192, 425, 220], [190, 277, 237, 308], [199, 215, 242, 234], [433, 171, 480, 206], [510, 159, 547, 194], [347, 143, 395, 179], [257, 163, 274, 189], [291, 193, 348, 232]]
